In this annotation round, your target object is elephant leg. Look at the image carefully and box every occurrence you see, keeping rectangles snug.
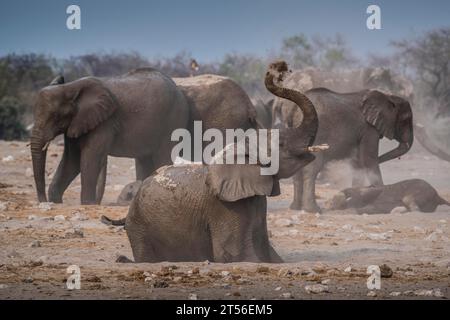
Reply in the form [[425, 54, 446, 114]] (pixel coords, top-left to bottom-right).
[[48, 137, 80, 203], [301, 158, 323, 213], [95, 157, 107, 204], [351, 150, 366, 187], [135, 155, 155, 181], [360, 131, 384, 186], [289, 169, 304, 210]]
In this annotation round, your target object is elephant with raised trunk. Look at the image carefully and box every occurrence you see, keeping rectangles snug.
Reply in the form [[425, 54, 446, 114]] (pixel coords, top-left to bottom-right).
[[103, 61, 321, 263], [31, 68, 189, 204]]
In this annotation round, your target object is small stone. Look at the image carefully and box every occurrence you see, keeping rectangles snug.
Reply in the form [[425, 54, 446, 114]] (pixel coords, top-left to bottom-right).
[[221, 271, 230, 277], [188, 293, 198, 300], [367, 291, 377, 297], [275, 218, 293, 227], [281, 292, 292, 299], [0, 284, 8, 289], [23, 277, 33, 283], [275, 286, 282, 291], [0, 202, 8, 211], [304, 284, 329, 294], [2, 155, 14, 162], [64, 228, 84, 238], [29, 240, 41, 248], [54, 214, 65, 221], [28, 215, 38, 220], [405, 271, 415, 276], [389, 291, 401, 297], [344, 266, 352, 273], [321, 279, 331, 285], [39, 202, 53, 212], [390, 206, 408, 214], [25, 168, 33, 177], [172, 276, 182, 283], [380, 264, 393, 278]]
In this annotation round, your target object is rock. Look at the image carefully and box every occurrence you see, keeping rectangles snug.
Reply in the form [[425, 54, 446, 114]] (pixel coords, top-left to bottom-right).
[[413, 226, 426, 234], [2, 155, 14, 162], [390, 206, 408, 214], [278, 268, 293, 277], [25, 168, 33, 177], [275, 218, 293, 227], [29, 240, 41, 248], [344, 266, 352, 273], [54, 214, 65, 221], [367, 291, 377, 297], [188, 293, 198, 300], [221, 271, 230, 277], [425, 230, 443, 242], [363, 232, 391, 241], [321, 279, 331, 285], [23, 277, 33, 283], [187, 267, 200, 275], [39, 202, 53, 212], [70, 211, 88, 221], [0, 284, 8, 289], [64, 228, 84, 238], [404, 271, 415, 276], [173, 276, 182, 283], [305, 284, 329, 294], [28, 215, 38, 220], [389, 291, 401, 297], [380, 264, 393, 278], [0, 202, 8, 211], [274, 286, 282, 291], [281, 292, 292, 298]]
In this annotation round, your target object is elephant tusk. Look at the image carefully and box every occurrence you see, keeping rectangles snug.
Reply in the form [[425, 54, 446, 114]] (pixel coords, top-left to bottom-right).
[[42, 141, 50, 151], [306, 144, 330, 152]]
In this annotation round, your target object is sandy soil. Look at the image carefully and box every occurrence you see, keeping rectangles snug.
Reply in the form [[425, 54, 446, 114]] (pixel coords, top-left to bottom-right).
[[0, 140, 449, 300]]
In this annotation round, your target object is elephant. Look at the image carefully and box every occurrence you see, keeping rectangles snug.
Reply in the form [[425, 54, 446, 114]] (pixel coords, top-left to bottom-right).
[[31, 68, 190, 204], [273, 75, 414, 212], [116, 180, 142, 206], [33, 68, 257, 203], [102, 60, 321, 263], [326, 179, 450, 214]]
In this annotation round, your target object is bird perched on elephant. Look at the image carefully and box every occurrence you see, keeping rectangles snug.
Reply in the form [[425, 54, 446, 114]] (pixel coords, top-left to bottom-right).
[[102, 60, 322, 263], [273, 70, 414, 212], [30, 68, 189, 205], [326, 179, 450, 214]]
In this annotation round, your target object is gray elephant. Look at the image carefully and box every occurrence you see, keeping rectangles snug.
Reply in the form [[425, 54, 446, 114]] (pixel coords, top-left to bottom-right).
[[326, 179, 450, 214], [116, 180, 142, 206], [103, 61, 321, 263], [273, 70, 414, 212], [31, 68, 189, 205]]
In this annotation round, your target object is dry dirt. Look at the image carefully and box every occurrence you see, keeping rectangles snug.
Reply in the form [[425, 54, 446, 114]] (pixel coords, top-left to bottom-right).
[[0, 140, 449, 300]]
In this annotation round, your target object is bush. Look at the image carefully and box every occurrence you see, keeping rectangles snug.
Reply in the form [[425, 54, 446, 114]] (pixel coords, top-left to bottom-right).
[[0, 96, 27, 140]]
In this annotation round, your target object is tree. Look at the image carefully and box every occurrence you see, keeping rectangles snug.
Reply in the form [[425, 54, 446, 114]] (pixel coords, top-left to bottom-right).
[[0, 96, 27, 140]]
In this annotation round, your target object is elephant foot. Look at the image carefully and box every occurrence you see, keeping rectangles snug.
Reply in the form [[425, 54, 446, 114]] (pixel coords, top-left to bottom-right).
[[48, 194, 63, 203], [289, 201, 303, 211], [302, 203, 322, 214], [115, 255, 133, 263]]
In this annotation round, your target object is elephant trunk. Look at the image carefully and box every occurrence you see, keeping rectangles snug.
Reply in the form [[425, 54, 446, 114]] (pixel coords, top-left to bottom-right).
[[264, 61, 318, 148], [378, 126, 413, 164], [30, 128, 49, 202]]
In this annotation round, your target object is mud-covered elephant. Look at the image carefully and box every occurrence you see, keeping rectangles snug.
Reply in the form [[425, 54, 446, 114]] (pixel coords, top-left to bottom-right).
[[273, 72, 414, 212], [103, 61, 321, 262], [31, 68, 189, 204], [326, 179, 450, 214]]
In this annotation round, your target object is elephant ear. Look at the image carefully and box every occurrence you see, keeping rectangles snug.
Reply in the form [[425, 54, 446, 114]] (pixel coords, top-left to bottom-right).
[[206, 164, 279, 202], [361, 90, 397, 139], [67, 79, 117, 138], [49, 75, 65, 86]]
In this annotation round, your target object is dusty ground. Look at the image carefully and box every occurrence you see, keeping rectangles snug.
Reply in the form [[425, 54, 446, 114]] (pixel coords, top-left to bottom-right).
[[0, 140, 449, 300]]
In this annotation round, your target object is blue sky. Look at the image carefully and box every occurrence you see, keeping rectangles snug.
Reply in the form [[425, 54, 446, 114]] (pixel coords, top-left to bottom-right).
[[1, 0, 449, 62]]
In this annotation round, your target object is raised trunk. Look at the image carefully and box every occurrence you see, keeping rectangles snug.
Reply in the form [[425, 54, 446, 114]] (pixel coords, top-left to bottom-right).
[[264, 61, 318, 148], [30, 129, 48, 202], [378, 129, 413, 164]]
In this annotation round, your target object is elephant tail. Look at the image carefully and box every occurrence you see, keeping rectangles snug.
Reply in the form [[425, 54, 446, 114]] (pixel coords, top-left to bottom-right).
[[101, 215, 126, 226], [438, 196, 450, 207]]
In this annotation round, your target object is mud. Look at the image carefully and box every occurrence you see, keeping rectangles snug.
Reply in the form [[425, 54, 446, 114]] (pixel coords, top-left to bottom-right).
[[0, 141, 449, 299]]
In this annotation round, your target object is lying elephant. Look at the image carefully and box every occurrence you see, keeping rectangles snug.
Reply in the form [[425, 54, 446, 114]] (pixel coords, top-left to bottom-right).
[[102, 60, 321, 263], [326, 179, 450, 214], [116, 181, 142, 206]]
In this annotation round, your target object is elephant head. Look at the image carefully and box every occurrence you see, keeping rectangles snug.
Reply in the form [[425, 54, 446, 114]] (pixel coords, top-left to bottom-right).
[[206, 61, 319, 201], [361, 90, 414, 164], [31, 76, 117, 202]]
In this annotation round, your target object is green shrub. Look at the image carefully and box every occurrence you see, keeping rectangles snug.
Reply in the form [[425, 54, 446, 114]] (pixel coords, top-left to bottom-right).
[[0, 96, 27, 140]]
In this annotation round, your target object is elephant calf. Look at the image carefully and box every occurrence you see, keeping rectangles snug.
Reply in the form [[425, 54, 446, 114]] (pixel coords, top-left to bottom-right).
[[326, 179, 450, 214], [116, 181, 142, 206]]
